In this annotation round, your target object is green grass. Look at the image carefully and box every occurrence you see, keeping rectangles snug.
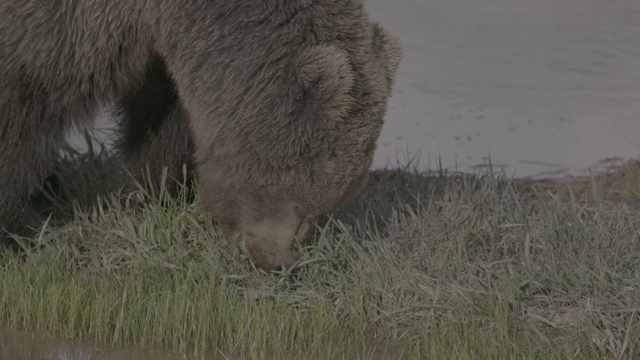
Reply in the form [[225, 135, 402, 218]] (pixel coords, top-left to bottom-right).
[[1, 147, 639, 359]]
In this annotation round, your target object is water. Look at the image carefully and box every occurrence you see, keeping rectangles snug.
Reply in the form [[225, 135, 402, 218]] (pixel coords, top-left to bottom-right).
[[0, 328, 406, 360], [365, 0, 640, 178], [0, 329, 193, 360]]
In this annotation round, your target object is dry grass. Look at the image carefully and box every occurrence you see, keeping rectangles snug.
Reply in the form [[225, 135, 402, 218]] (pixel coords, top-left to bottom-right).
[[1, 145, 639, 359]]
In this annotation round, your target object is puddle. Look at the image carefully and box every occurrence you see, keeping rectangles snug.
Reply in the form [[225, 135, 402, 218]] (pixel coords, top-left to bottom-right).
[[0, 328, 407, 360], [0, 328, 199, 360]]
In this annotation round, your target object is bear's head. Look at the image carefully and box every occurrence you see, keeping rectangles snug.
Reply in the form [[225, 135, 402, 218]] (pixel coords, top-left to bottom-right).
[[197, 22, 402, 271]]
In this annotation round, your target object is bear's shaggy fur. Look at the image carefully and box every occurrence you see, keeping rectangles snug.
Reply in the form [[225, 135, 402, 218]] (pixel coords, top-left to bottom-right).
[[0, 0, 402, 271]]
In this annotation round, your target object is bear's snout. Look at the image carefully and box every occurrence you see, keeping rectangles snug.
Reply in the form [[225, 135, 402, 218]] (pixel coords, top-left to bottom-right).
[[219, 216, 311, 272]]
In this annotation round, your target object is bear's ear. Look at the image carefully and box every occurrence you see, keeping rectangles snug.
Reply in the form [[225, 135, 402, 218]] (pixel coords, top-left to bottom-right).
[[371, 22, 403, 91], [294, 45, 355, 121]]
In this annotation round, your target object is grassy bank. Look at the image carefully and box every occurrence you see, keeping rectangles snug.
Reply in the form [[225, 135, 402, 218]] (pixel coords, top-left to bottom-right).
[[1, 150, 639, 358]]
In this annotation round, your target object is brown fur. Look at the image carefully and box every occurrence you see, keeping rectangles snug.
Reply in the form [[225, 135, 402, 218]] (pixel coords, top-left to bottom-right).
[[0, 1, 402, 271]]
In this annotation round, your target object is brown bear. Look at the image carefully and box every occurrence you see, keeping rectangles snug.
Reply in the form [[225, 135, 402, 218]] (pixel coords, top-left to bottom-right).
[[0, 1, 402, 271]]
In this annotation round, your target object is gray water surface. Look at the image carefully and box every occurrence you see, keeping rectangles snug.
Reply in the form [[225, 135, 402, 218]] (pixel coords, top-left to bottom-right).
[[366, 0, 640, 177], [0, 328, 193, 360]]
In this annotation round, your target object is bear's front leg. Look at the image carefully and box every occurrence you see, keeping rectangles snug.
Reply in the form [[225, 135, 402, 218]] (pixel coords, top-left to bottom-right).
[[0, 119, 65, 239], [116, 55, 195, 195]]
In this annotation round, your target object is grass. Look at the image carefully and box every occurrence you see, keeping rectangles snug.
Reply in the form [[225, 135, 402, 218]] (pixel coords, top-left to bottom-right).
[[1, 144, 639, 359]]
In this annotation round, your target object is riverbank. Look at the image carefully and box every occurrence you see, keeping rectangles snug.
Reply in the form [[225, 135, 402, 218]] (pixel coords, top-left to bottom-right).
[[1, 148, 638, 359]]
